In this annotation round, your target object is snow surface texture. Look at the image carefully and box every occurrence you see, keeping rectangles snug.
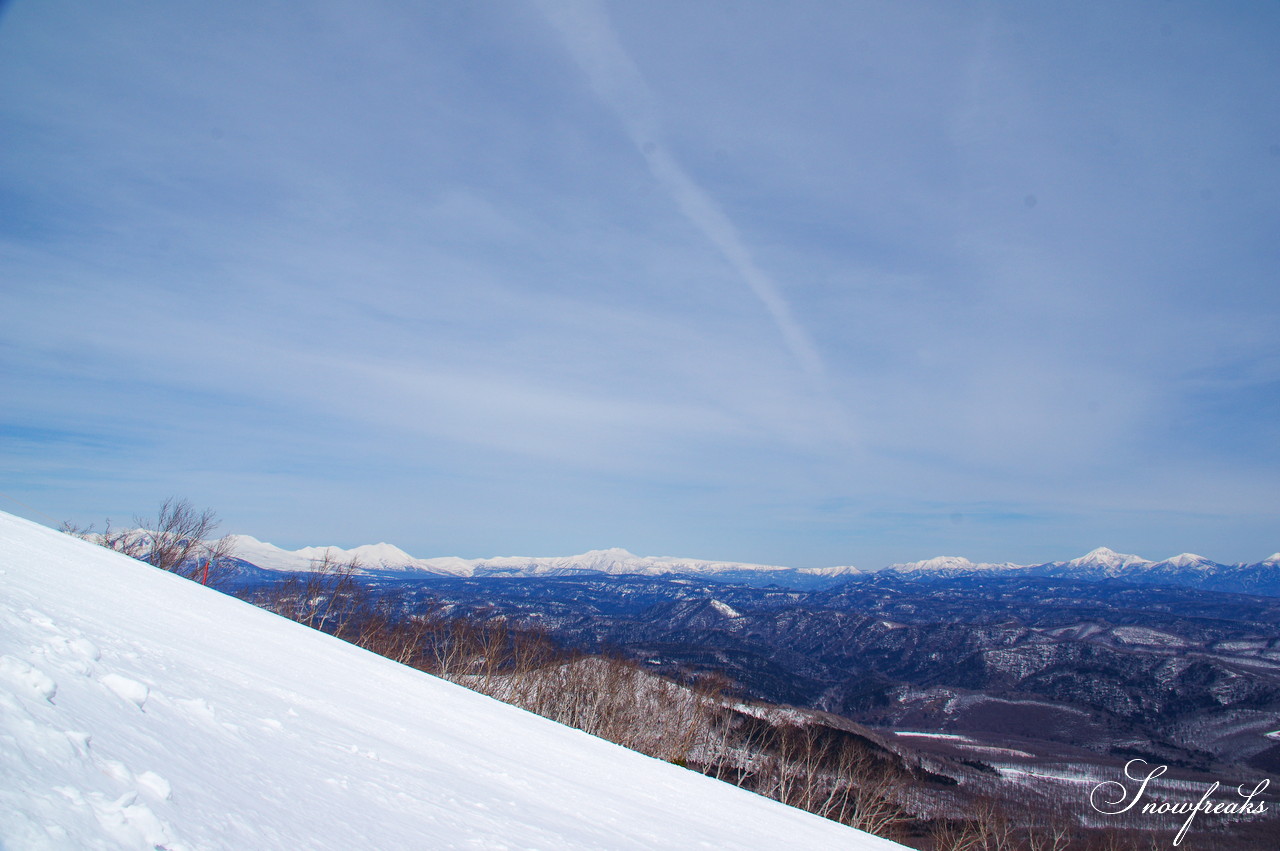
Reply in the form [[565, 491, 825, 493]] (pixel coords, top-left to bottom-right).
[[0, 511, 902, 850]]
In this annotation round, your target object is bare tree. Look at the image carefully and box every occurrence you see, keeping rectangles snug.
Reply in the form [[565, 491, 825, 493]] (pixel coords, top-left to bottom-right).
[[64, 497, 236, 585], [132, 497, 234, 579], [837, 743, 910, 838], [1024, 807, 1077, 851], [931, 815, 987, 851], [252, 549, 363, 631]]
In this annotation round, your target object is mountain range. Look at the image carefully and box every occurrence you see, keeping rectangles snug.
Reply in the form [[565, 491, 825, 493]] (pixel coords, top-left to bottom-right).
[[882, 547, 1280, 596], [222, 537, 1280, 596], [223, 536, 863, 587]]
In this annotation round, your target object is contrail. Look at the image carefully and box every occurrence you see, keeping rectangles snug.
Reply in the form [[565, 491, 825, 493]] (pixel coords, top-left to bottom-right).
[[534, 0, 826, 380]]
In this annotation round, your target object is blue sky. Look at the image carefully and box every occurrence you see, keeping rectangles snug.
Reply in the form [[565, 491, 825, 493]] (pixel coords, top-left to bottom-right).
[[2, 1, 1277, 567]]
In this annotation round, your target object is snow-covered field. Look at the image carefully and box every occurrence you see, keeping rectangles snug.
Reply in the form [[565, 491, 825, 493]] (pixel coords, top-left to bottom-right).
[[0, 511, 902, 849], [892, 732, 976, 743]]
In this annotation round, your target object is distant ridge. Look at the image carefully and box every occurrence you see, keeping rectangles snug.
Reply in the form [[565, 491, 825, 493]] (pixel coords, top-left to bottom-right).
[[884, 556, 1022, 574], [215, 533, 1279, 595], [220, 536, 861, 588], [878, 547, 1280, 597]]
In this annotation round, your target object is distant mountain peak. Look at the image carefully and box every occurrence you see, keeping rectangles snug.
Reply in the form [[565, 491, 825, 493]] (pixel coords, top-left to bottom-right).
[[223, 533, 284, 552], [1158, 553, 1214, 569], [346, 542, 419, 566], [576, 547, 639, 560], [1066, 547, 1151, 569], [800, 564, 865, 577], [291, 541, 419, 569], [886, 556, 1018, 573]]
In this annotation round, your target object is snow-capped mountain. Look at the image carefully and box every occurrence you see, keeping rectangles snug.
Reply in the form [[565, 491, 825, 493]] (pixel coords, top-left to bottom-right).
[[877, 546, 1280, 596], [224, 534, 471, 576], [1152, 552, 1217, 570], [446, 547, 861, 583], [221, 537, 861, 587], [1029, 549, 1263, 588], [884, 547, 1161, 578], [885, 556, 1022, 574], [1058, 546, 1154, 574], [219, 531, 1278, 595], [0, 511, 900, 849]]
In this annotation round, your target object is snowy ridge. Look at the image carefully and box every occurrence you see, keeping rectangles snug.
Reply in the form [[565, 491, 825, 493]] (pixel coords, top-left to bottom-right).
[[886, 547, 1277, 575], [1157, 553, 1215, 570], [221, 533, 1276, 588], [885, 547, 1158, 577], [1062, 546, 1153, 572], [710, 599, 742, 619], [450, 548, 861, 580], [885, 556, 1021, 574], [222, 534, 472, 576], [293, 542, 419, 570], [871, 546, 1280, 595], [0, 511, 901, 849], [222, 536, 861, 582]]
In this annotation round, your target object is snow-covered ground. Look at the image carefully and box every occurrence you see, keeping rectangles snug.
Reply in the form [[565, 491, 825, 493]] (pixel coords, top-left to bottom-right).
[[892, 732, 975, 743], [0, 511, 903, 850]]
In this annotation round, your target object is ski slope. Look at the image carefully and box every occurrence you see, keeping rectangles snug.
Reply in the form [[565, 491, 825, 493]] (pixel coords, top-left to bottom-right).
[[0, 512, 903, 849]]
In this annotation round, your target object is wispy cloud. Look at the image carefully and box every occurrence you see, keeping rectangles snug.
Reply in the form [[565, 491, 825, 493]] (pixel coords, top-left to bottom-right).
[[533, 0, 826, 381]]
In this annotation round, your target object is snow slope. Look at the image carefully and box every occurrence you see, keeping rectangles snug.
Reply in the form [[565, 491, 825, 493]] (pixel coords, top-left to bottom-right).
[[0, 512, 902, 850]]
